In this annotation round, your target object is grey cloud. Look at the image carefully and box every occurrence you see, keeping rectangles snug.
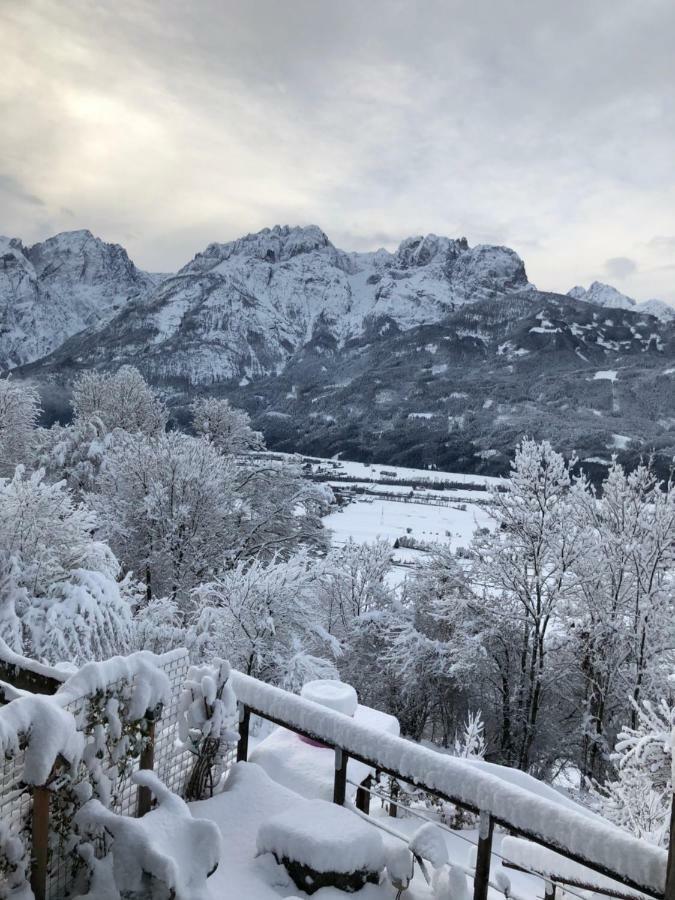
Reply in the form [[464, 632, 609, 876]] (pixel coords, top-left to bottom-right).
[[648, 236, 675, 251], [0, 174, 44, 207], [604, 257, 638, 280], [2, 0, 675, 302]]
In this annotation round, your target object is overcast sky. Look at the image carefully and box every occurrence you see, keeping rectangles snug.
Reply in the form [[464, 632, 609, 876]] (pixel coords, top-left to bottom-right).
[[2, 0, 674, 301]]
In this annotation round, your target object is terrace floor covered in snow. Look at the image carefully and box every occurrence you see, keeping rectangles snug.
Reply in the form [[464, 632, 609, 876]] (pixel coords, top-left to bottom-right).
[[192, 760, 546, 900]]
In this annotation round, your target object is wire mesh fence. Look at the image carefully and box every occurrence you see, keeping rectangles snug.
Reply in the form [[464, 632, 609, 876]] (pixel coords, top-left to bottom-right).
[[0, 649, 199, 899]]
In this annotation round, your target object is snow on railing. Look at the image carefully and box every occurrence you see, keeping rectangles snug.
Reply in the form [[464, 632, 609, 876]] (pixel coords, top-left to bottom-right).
[[230, 669, 669, 899]]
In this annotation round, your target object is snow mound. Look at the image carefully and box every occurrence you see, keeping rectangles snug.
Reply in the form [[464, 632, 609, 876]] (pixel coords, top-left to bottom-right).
[[301, 679, 358, 716], [408, 822, 448, 867], [76, 770, 220, 900], [257, 798, 385, 874]]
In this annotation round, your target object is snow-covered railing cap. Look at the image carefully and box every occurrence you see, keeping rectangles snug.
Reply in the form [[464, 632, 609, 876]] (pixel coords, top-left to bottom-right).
[[0, 694, 83, 785], [230, 670, 668, 898], [56, 650, 171, 719], [0, 637, 67, 695]]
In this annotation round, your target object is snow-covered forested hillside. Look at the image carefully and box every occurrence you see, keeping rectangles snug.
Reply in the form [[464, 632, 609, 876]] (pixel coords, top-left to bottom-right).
[[0, 367, 673, 849]]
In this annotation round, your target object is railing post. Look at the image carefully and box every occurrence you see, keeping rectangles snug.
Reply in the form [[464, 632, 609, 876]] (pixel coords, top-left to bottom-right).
[[356, 774, 372, 814], [544, 879, 556, 900], [333, 747, 348, 805], [31, 784, 50, 900], [237, 703, 250, 762], [137, 716, 156, 816], [665, 786, 675, 900], [389, 777, 399, 818], [473, 809, 494, 900]]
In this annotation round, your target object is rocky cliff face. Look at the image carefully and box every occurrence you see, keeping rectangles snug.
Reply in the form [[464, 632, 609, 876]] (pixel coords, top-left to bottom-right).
[[0, 229, 157, 368], [22, 224, 532, 384]]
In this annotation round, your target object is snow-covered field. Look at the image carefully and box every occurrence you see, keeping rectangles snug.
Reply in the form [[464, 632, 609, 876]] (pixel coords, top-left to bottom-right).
[[314, 457, 502, 489], [315, 455, 496, 580], [324, 498, 491, 582]]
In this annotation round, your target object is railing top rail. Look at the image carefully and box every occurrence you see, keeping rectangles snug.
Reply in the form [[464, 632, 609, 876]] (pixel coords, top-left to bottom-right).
[[230, 670, 667, 899]]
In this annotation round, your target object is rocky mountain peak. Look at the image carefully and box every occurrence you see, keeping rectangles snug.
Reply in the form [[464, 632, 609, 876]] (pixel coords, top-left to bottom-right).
[[183, 224, 336, 275], [568, 281, 674, 321]]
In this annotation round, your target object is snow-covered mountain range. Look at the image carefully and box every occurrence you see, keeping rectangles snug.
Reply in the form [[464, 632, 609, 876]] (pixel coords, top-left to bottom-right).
[[4, 224, 675, 477], [15, 225, 534, 384], [568, 281, 675, 321], [0, 229, 160, 368]]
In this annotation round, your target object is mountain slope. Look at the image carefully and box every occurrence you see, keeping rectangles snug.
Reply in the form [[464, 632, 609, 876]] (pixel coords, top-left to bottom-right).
[[23, 225, 532, 385], [568, 281, 675, 321], [221, 291, 675, 477], [0, 229, 158, 368]]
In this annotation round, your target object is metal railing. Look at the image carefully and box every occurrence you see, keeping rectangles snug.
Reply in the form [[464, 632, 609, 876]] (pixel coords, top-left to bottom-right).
[[230, 670, 673, 900]]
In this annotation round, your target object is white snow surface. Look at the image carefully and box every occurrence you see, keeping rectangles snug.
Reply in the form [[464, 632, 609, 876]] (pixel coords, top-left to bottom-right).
[[231, 670, 668, 894], [77, 770, 220, 900], [57, 650, 172, 719], [250, 704, 399, 802], [409, 823, 449, 867], [501, 836, 646, 898], [0, 693, 83, 784], [593, 369, 618, 381], [257, 798, 386, 874]]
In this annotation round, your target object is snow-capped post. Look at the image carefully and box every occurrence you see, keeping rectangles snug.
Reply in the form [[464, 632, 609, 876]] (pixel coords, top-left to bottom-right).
[[31, 783, 49, 900], [237, 703, 250, 762], [666, 718, 675, 900], [333, 747, 348, 805], [31, 755, 69, 900], [136, 705, 160, 817], [544, 880, 556, 900], [473, 810, 494, 900]]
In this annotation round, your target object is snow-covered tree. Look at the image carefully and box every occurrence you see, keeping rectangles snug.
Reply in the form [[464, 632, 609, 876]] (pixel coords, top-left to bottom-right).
[[227, 457, 333, 562], [453, 711, 486, 760], [568, 460, 675, 780], [35, 416, 112, 497], [191, 396, 264, 454], [319, 538, 392, 637], [72, 366, 167, 434], [0, 377, 41, 477], [591, 695, 673, 846], [470, 439, 586, 772], [0, 467, 134, 663], [190, 552, 338, 685], [90, 431, 239, 604]]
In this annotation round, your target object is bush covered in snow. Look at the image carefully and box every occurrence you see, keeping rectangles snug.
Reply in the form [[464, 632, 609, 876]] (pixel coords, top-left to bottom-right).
[[178, 658, 239, 799]]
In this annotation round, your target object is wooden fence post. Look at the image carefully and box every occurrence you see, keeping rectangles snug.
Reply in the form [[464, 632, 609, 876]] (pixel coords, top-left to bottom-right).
[[237, 704, 250, 763], [473, 810, 494, 900], [665, 786, 675, 900], [333, 748, 348, 805], [31, 784, 50, 900], [137, 717, 156, 817]]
